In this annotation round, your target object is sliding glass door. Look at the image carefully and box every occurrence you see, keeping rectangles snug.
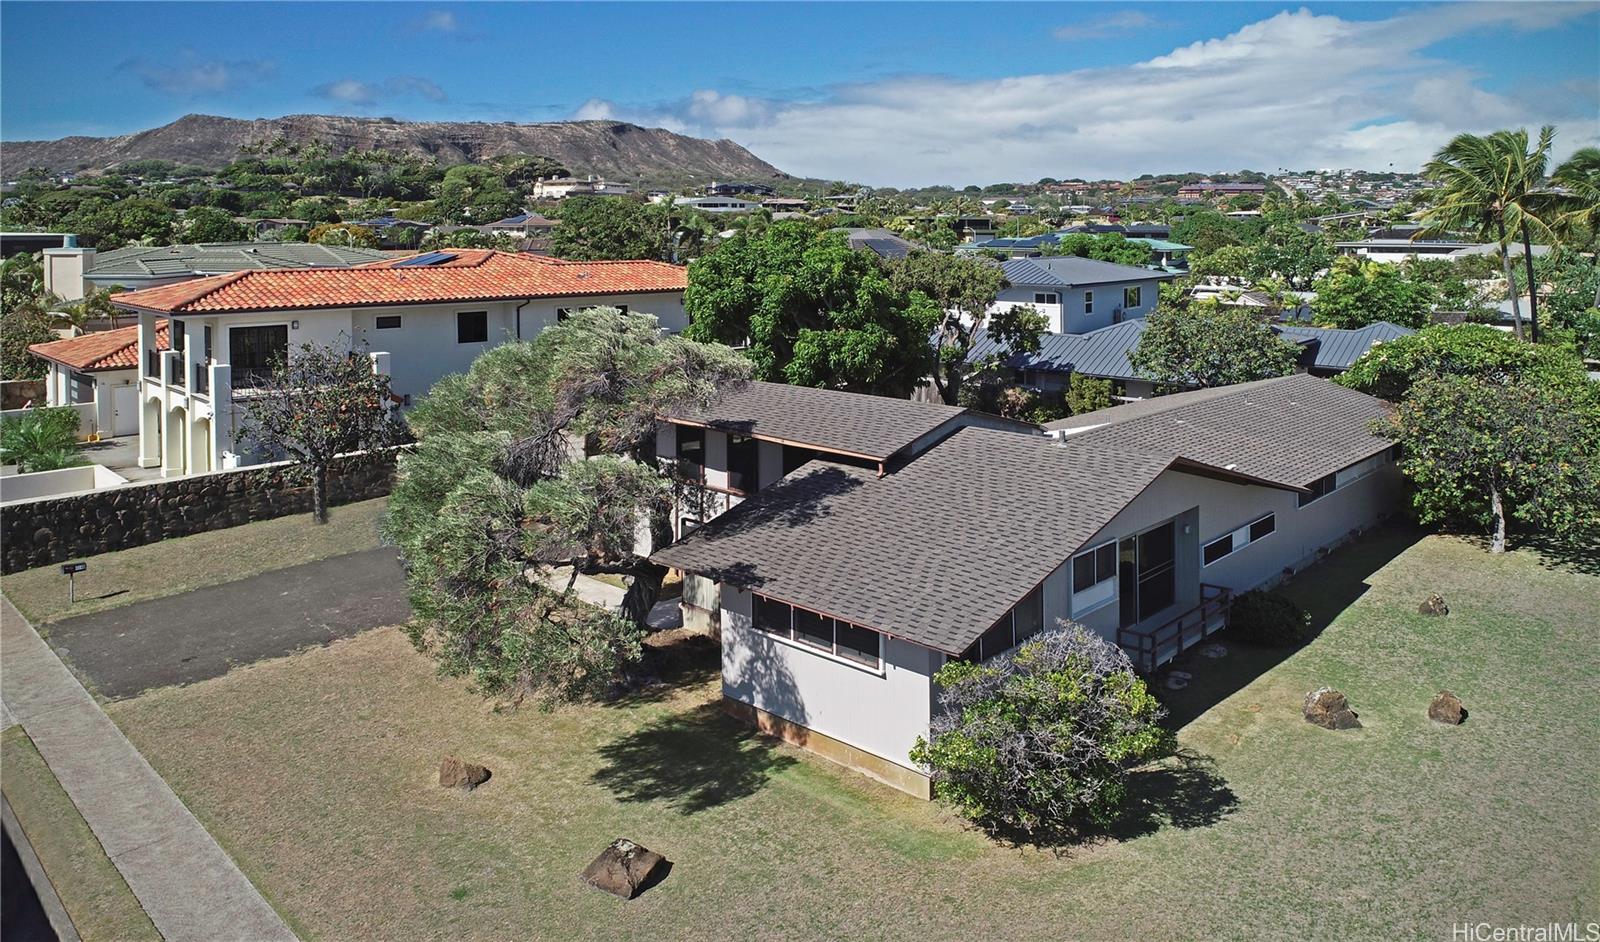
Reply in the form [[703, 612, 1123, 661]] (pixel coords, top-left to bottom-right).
[[1119, 520, 1177, 629]]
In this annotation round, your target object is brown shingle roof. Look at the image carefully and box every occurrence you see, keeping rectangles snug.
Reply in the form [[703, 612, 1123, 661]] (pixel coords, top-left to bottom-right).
[[1049, 373, 1394, 489], [666, 380, 999, 462], [652, 427, 1177, 654], [27, 323, 168, 372]]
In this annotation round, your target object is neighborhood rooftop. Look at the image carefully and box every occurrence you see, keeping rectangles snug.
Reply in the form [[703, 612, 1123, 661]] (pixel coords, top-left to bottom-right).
[[654, 373, 1395, 654], [28, 321, 169, 371], [108, 249, 687, 314], [78, 242, 390, 279], [1000, 255, 1176, 287], [665, 379, 1012, 462]]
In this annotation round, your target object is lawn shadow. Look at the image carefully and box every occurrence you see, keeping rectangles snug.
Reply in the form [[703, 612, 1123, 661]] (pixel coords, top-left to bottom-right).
[[591, 700, 798, 814], [1496, 526, 1600, 577], [1099, 750, 1239, 841], [604, 630, 722, 708], [1159, 522, 1424, 729]]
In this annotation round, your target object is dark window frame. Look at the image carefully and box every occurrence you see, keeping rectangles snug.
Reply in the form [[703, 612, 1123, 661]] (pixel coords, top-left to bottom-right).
[[375, 315, 403, 329], [456, 310, 489, 344], [1123, 285, 1142, 309], [228, 323, 289, 388], [1072, 540, 1117, 594], [750, 592, 882, 670], [1298, 473, 1336, 507]]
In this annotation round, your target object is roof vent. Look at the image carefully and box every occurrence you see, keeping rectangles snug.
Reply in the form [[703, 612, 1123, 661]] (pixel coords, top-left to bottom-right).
[[1225, 463, 1239, 470]]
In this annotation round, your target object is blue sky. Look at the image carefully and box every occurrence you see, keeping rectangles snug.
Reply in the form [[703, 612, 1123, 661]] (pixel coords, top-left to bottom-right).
[[3, 2, 1596, 185]]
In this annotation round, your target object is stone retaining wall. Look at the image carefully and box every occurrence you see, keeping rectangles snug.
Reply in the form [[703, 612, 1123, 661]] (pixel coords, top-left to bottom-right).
[[1, 451, 398, 574]]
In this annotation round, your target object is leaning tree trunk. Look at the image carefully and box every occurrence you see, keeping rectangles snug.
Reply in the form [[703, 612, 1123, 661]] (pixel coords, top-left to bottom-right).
[[1495, 219, 1525, 340], [1489, 484, 1506, 555], [311, 465, 330, 524], [1519, 221, 1541, 343]]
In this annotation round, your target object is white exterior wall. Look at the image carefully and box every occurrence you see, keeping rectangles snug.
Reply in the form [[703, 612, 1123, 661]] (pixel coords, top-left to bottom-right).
[[136, 290, 684, 474], [1067, 462, 1401, 644], [991, 277, 1160, 334], [720, 586, 939, 773]]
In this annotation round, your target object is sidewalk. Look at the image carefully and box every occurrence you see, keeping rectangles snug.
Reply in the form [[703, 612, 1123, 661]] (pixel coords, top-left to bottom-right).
[[0, 597, 297, 942]]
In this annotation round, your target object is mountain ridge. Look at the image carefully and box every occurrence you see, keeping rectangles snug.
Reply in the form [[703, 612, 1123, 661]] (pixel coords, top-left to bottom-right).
[[1, 113, 786, 186]]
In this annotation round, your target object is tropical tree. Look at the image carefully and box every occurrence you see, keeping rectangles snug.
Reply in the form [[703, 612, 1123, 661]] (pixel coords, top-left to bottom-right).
[[0, 407, 86, 473], [1311, 256, 1436, 329], [1129, 299, 1300, 390], [552, 196, 668, 261], [384, 309, 750, 704], [1337, 323, 1590, 401], [239, 341, 402, 523], [889, 251, 1042, 405], [1549, 147, 1600, 307], [685, 221, 938, 397], [1417, 127, 1558, 341], [181, 206, 249, 243]]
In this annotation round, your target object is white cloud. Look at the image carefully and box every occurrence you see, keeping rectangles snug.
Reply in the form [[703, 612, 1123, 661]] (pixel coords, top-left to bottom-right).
[[418, 10, 458, 33], [1053, 11, 1158, 40], [575, 5, 1599, 185], [313, 76, 446, 107], [119, 53, 276, 96]]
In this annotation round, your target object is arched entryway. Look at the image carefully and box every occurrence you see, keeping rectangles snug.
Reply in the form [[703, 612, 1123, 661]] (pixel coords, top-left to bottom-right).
[[141, 396, 163, 468], [165, 405, 188, 475], [190, 416, 213, 474]]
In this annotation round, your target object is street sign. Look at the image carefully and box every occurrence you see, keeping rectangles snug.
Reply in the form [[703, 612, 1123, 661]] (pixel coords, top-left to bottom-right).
[[60, 562, 87, 604]]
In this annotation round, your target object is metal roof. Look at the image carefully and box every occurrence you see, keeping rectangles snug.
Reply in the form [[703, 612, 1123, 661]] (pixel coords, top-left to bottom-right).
[[1001, 255, 1171, 288], [1274, 322, 1414, 371], [87, 242, 390, 280], [964, 320, 1148, 382]]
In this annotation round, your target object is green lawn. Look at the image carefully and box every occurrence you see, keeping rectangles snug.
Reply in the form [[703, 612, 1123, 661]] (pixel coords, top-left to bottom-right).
[[1, 728, 161, 942], [105, 528, 1600, 941], [0, 497, 389, 625]]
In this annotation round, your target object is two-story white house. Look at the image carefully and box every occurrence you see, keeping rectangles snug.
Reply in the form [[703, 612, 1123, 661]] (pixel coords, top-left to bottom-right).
[[653, 375, 1400, 797], [990, 256, 1170, 334], [109, 249, 688, 477]]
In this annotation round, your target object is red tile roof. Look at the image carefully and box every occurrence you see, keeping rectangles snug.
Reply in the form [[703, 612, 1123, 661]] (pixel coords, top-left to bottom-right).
[[27, 322, 169, 372], [110, 249, 688, 314]]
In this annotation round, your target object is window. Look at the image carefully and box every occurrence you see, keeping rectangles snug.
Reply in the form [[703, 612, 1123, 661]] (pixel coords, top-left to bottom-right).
[[1298, 473, 1336, 507], [1083, 291, 1094, 314], [727, 435, 759, 493], [750, 593, 882, 669], [1123, 286, 1142, 309], [678, 517, 701, 538], [171, 319, 186, 352], [1072, 541, 1116, 593], [229, 324, 288, 387], [69, 372, 94, 405], [1013, 585, 1044, 643], [793, 608, 833, 650], [754, 595, 791, 635], [1034, 292, 1058, 305], [1136, 522, 1176, 619], [1203, 513, 1276, 566], [674, 426, 705, 480], [456, 311, 488, 343], [375, 315, 402, 329]]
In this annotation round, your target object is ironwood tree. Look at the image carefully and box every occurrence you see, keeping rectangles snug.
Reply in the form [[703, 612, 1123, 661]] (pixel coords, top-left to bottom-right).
[[383, 309, 750, 704], [239, 340, 401, 524]]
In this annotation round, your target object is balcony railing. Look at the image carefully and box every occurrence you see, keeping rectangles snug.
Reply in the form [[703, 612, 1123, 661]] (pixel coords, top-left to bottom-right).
[[146, 348, 160, 379], [193, 361, 210, 396], [1117, 583, 1232, 673]]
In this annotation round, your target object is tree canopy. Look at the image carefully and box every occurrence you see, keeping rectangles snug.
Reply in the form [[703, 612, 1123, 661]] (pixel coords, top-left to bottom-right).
[[1311, 256, 1436, 329], [1336, 323, 1591, 401], [1129, 298, 1300, 390], [384, 309, 751, 704], [889, 251, 1042, 405], [684, 221, 938, 397]]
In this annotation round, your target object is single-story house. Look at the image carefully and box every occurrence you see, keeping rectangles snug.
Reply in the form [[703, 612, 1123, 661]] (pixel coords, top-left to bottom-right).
[[652, 374, 1400, 797], [108, 249, 689, 477], [991, 256, 1171, 334], [42, 241, 390, 302], [25, 322, 169, 438]]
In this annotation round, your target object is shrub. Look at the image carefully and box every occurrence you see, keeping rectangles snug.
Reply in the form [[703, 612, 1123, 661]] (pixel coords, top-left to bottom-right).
[[1226, 589, 1313, 646], [1, 406, 85, 473], [910, 624, 1169, 843]]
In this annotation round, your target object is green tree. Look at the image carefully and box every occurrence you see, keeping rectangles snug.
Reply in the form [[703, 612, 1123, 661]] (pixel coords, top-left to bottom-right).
[[889, 251, 1041, 405], [307, 223, 381, 248], [1311, 256, 1436, 329], [1129, 299, 1300, 390], [239, 342, 401, 523], [383, 309, 750, 704], [1418, 126, 1559, 341], [1337, 323, 1590, 401], [286, 197, 342, 225], [551, 196, 667, 261], [1381, 374, 1599, 553], [1066, 372, 1114, 415], [67, 197, 177, 249], [1, 252, 61, 380], [181, 206, 249, 243], [435, 165, 520, 224], [1251, 225, 1330, 290], [685, 221, 938, 397], [909, 625, 1169, 843], [1040, 233, 1151, 267], [0, 407, 86, 473]]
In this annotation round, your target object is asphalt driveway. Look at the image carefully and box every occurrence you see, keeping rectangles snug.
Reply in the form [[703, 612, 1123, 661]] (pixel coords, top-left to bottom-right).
[[44, 547, 411, 699]]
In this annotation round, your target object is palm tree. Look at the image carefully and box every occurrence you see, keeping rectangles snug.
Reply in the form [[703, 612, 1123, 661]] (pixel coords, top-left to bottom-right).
[[1548, 147, 1600, 306], [1418, 126, 1559, 341]]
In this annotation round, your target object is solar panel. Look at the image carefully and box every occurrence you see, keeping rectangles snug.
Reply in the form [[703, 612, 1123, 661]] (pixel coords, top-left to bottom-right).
[[393, 251, 459, 268]]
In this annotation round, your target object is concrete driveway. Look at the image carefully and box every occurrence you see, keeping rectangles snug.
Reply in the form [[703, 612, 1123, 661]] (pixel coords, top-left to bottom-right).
[[45, 546, 411, 699]]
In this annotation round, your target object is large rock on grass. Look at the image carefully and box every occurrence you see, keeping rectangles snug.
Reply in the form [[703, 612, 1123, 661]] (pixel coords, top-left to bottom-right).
[[1303, 687, 1361, 730], [1418, 594, 1449, 616], [1428, 691, 1466, 725], [439, 756, 491, 790], [580, 839, 669, 899]]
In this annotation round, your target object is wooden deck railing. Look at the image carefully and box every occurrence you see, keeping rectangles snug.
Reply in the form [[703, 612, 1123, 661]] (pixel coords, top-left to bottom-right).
[[1117, 583, 1232, 673]]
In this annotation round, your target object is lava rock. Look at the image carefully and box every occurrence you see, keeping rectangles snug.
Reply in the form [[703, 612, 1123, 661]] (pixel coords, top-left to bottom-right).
[[1418, 594, 1449, 617], [1303, 687, 1361, 730], [580, 839, 669, 899], [438, 755, 491, 790], [1428, 691, 1466, 725]]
